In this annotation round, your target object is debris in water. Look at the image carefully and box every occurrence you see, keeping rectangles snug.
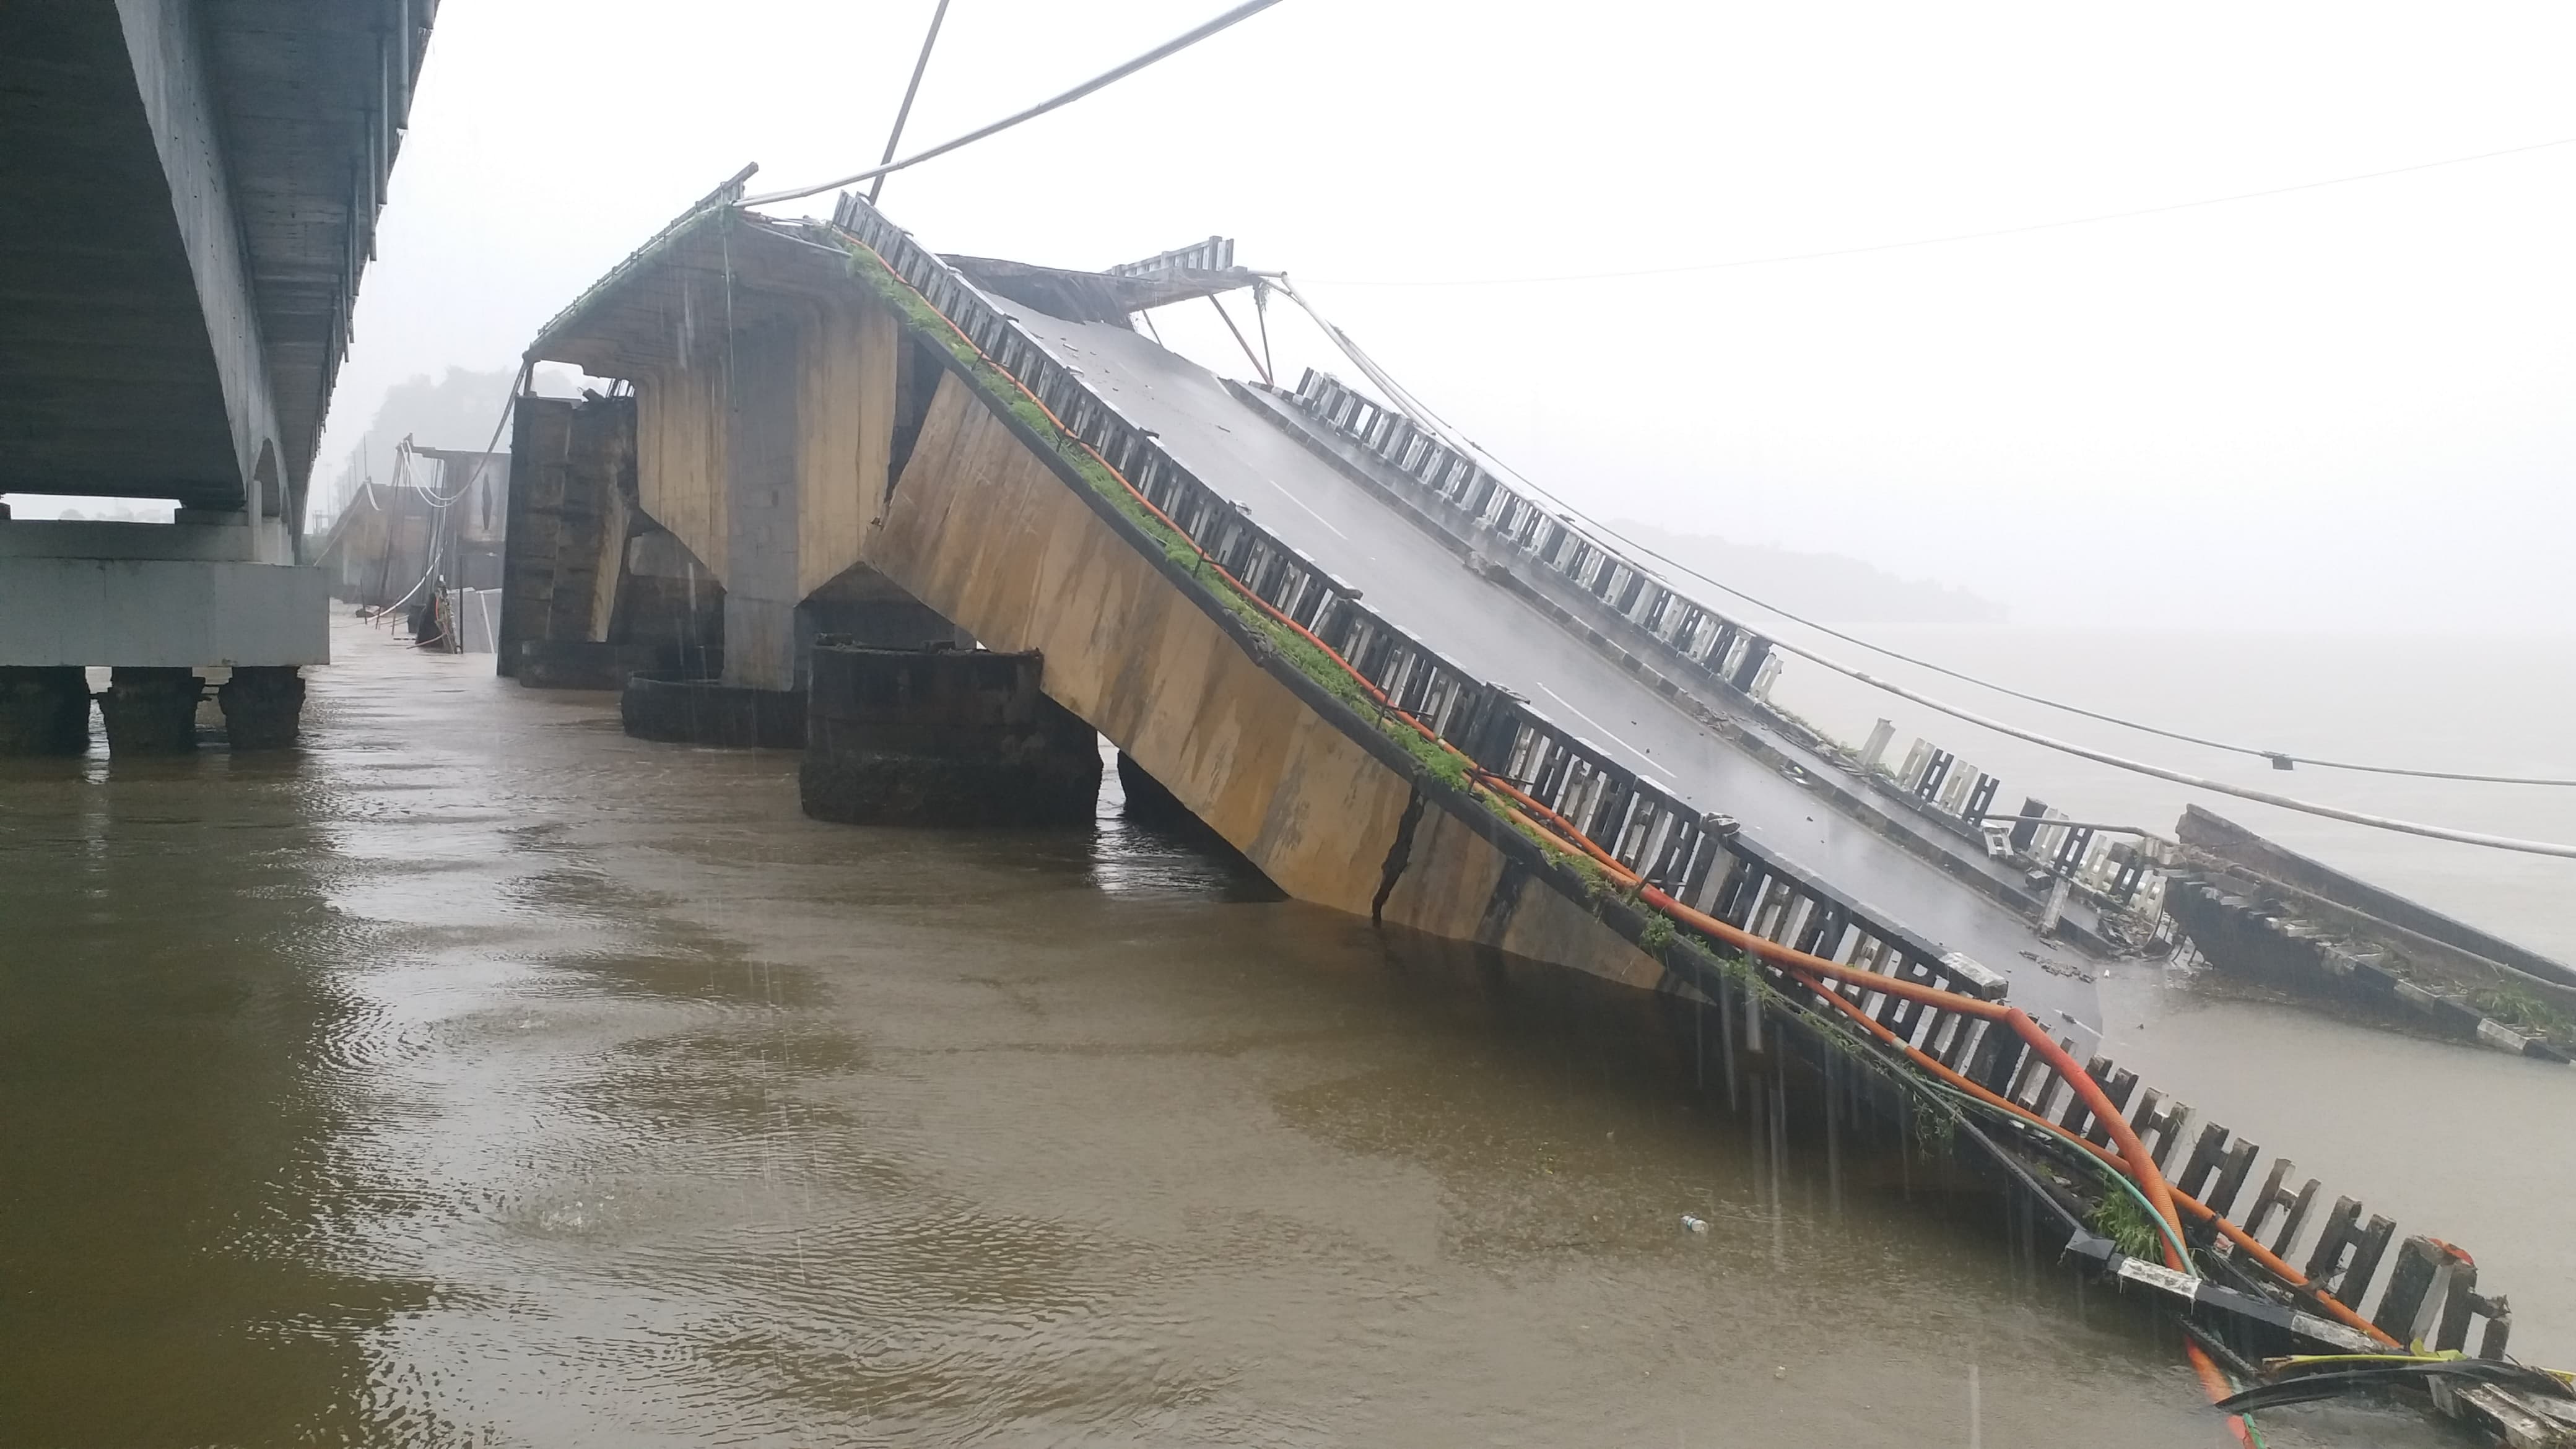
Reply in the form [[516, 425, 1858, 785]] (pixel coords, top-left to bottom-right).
[[1680, 1214, 1709, 1234]]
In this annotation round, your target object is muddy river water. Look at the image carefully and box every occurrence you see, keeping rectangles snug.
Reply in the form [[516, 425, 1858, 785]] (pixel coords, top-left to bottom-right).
[[0, 620, 2526, 1446]]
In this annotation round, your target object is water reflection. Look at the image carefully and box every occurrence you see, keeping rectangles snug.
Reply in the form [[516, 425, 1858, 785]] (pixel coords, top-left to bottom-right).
[[0, 736, 424, 1443], [1088, 746, 1284, 902]]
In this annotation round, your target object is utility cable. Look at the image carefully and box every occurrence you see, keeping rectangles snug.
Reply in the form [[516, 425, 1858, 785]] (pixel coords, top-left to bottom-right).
[[742, 0, 1287, 207], [411, 358, 533, 511], [869, 0, 952, 206], [377, 357, 533, 619], [1268, 277, 2574, 786], [1308, 135, 2576, 287], [1262, 279, 2576, 857], [1585, 536, 2576, 788]]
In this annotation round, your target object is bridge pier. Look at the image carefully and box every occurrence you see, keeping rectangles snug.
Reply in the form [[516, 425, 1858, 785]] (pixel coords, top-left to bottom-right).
[[801, 643, 1100, 828], [0, 667, 90, 754], [619, 674, 806, 749], [217, 666, 305, 751], [97, 668, 199, 755], [0, 517, 325, 755]]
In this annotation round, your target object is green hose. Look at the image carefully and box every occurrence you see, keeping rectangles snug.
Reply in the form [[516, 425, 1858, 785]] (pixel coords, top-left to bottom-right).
[[1910, 1071, 2193, 1268]]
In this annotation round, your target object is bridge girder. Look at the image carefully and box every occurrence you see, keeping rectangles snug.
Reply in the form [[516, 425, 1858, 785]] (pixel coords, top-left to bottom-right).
[[0, 0, 433, 531]]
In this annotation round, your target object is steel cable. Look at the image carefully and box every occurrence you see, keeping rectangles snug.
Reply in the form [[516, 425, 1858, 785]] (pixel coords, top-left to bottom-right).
[[1262, 280, 2576, 854]]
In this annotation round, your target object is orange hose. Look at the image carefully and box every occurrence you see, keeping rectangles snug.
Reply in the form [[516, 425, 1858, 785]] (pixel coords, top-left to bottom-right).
[[1468, 752, 2198, 1266], [1472, 767, 1639, 879], [1791, 965, 2396, 1348], [1483, 772, 2192, 1264], [1632, 877, 2188, 1251], [2175, 1197, 2400, 1347], [2187, 1340, 2260, 1447]]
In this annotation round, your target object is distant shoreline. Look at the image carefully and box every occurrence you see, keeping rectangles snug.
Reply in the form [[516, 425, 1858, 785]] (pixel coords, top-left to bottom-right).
[[1606, 520, 2006, 625]]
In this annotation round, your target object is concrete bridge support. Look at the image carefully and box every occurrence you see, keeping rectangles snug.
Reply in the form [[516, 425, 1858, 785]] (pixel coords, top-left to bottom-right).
[[845, 370, 1664, 986], [2, 0, 439, 754], [620, 674, 807, 749], [0, 668, 92, 754], [524, 210, 1663, 988], [523, 210, 955, 712], [218, 667, 307, 751], [801, 643, 1100, 827], [0, 519, 324, 754], [97, 668, 199, 755]]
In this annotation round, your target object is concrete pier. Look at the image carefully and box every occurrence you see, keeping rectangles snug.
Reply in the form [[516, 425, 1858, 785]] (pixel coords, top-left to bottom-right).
[[620, 674, 806, 749], [801, 644, 1100, 828], [2, 1, 429, 756], [0, 667, 91, 754], [517, 640, 673, 692], [0, 520, 326, 754], [217, 666, 305, 751], [97, 667, 199, 755]]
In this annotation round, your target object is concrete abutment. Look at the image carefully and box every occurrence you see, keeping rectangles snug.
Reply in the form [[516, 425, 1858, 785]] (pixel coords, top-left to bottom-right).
[[800, 644, 1100, 828]]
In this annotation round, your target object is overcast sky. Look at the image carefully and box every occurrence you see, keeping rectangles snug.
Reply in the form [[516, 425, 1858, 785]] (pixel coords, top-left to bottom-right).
[[321, 0, 2576, 632]]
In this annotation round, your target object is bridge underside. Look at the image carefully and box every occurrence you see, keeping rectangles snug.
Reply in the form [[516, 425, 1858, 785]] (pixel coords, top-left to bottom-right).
[[2, 0, 420, 516], [0, 1, 431, 733]]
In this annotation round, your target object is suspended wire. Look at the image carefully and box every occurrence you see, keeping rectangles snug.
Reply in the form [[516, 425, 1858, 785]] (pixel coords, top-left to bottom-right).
[[1305, 135, 2576, 287], [1261, 279, 2576, 859], [869, 0, 952, 206], [1264, 274, 2576, 786], [376, 357, 534, 620], [409, 357, 533, 511], [741, 0, 1287, 208], [1582, 547, 2576, 788]]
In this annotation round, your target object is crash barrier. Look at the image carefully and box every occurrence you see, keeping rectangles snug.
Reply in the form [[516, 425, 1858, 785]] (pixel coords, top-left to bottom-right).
[[1274, 369, 2172, 929]]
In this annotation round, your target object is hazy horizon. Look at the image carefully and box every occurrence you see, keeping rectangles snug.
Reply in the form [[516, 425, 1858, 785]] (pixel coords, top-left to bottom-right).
[[281, 2, 2575, 636]]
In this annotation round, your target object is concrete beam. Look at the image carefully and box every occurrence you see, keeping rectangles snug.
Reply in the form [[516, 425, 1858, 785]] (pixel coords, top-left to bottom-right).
[[111, 0, 287, 533], [0, 523, 328, 666], [0, 518, 261, 563]]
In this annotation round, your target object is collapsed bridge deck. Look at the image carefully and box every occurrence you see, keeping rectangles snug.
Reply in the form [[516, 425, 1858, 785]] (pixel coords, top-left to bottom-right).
[[1001, 303, 2104, 1032]]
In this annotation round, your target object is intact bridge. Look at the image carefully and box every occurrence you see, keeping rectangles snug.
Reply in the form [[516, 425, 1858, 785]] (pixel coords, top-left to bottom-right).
[[0, 0, 435, 751]]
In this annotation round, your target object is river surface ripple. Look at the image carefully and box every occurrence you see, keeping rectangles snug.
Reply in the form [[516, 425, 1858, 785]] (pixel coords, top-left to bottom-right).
[[0, 621, 2466, 1447]]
